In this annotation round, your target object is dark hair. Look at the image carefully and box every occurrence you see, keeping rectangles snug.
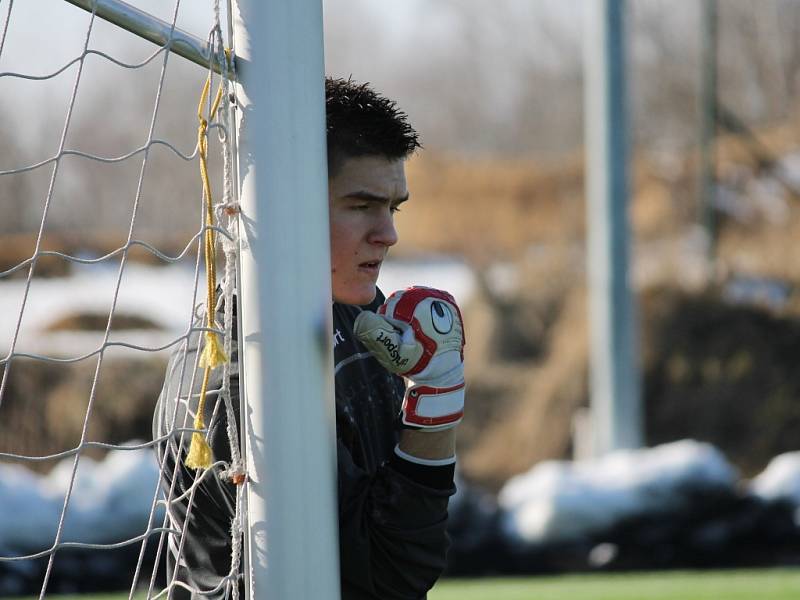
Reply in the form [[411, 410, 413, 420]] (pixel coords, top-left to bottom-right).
[[325, 77, 420, 175]]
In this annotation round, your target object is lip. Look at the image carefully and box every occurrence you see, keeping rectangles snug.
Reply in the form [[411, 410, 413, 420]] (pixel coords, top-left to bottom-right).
[[358, 259, 383, 272]]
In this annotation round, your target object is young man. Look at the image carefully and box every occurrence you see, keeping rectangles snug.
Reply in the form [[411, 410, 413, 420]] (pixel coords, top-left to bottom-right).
[[154, 77, 466, 600]]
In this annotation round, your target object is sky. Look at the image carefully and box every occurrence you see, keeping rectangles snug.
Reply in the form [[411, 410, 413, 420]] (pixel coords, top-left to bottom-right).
[[0, 0, 427, 100], [0, 1, 411, 153], [0, 0, 584, 157], [6, 1, 794, 160]]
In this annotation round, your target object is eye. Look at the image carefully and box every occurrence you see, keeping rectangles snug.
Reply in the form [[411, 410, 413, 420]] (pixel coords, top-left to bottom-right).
[[390, 205, 402, 214]]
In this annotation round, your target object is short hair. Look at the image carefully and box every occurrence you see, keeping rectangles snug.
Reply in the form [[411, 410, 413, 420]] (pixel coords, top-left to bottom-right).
[[325, 77, 421, 176]]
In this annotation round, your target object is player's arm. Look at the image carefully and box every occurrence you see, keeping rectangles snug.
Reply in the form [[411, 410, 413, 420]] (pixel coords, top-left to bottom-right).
[[335, 287, 465, 597], [336, 433, 453, 598], [354, 286, 466, 465], [398, 428, 456, 461]]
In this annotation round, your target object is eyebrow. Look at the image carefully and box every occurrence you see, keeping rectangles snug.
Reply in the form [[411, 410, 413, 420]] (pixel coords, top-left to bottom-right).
[[343, 191, 409, 205]]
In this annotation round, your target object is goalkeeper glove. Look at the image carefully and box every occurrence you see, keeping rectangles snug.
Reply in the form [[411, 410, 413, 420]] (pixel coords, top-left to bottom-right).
[[354, 287, 465, 431]]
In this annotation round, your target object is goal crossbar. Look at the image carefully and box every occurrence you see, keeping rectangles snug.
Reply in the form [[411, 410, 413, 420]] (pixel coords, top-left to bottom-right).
[[63, 0, 239, 75]]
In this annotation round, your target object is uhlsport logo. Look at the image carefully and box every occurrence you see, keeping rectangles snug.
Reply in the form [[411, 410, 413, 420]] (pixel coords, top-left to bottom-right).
[[375, 331, 409, 368], [430, 300, 453, 334]]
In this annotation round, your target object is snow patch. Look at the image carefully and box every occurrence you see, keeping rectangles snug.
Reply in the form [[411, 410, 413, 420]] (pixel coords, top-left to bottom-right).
[[0, 445, 163, 556], [498, 440, 737, 544], [750, 451, 800, 506]]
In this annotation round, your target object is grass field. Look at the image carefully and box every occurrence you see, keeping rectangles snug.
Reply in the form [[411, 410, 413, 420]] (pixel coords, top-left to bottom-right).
[[10, 568, 800, 600], [428, 568, 800, 600]]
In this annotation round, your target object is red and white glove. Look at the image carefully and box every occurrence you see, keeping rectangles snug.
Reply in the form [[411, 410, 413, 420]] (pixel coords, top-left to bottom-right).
[[354, 287, 466, 431]]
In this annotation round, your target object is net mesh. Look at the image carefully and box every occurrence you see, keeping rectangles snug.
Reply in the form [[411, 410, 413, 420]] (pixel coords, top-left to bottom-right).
[[0, 1, 243, 597]]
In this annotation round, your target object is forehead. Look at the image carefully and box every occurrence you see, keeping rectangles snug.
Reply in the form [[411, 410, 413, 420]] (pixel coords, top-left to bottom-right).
[[329, 155, 408, 199]]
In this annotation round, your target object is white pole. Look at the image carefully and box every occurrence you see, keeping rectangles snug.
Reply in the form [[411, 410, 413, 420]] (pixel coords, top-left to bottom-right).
[[231, 1, 340, 599], [64, 0, 234, 74], [583, 0, 643, 455]]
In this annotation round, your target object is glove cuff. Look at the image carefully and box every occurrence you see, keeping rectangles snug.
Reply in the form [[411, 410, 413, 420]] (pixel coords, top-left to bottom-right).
[[402, 382, 465, 430]]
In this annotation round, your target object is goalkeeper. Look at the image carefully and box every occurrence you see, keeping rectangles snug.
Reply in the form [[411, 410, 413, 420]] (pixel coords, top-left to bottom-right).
[[154, 77, 465, 600]]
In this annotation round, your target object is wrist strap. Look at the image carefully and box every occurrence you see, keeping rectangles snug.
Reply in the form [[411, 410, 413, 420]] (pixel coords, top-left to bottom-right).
[[394, 445, 456, 466], [402, 382, 465, 429]]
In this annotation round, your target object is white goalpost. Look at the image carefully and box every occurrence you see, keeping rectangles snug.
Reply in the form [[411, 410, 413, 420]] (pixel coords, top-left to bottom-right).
[[0, 1, 339, 598], [231, 1, 340, 598]]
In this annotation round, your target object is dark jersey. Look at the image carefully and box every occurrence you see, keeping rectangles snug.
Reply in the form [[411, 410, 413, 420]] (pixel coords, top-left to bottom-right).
[[153, 291, 455, 600]]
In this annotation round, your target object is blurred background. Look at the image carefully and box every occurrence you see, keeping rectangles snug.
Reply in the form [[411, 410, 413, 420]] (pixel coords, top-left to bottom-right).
[[2, 0, 800, 594]]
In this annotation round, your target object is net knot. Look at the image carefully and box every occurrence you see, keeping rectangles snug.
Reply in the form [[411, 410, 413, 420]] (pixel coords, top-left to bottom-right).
[[217, 201, 240, 218], [221, 467, 248, 486]]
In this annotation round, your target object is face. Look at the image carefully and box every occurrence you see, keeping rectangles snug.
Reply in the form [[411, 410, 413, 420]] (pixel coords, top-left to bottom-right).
[[329, 155, 408, 305]]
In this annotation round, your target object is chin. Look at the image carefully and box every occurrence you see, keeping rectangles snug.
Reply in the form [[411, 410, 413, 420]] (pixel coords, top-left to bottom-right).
[[333, 284, 376, 306]]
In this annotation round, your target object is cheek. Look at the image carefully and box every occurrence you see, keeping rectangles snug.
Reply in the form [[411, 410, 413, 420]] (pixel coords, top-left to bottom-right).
[[329, 224, 351, 272], [329, 215, 360, 262]]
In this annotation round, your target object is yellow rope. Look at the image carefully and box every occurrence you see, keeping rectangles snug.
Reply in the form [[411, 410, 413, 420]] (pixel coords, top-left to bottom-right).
[[186, 73, 228, 470]]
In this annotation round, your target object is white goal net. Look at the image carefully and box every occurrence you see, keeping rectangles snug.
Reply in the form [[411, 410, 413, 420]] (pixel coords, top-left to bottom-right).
[[0, 1, 245, 597]]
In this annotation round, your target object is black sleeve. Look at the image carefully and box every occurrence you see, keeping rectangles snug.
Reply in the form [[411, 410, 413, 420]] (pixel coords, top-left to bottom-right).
[[337, 439, 456, 600], [153, 332, 242, 600], [156, 430, 240, 600]]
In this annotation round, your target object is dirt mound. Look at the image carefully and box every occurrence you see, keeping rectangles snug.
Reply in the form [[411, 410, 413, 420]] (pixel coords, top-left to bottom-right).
[[0, 232, 194, 279], [460, 284, 589, 491], [395, 125, 800, 490], [0, 357, 166, 468], [44, 312, 161, 332], [643, 288, 800, 477], [458, 281, 800, 491]]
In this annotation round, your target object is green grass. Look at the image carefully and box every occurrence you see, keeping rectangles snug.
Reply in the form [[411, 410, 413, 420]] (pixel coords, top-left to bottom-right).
[[9, 569, 800, 600], [429, 568, 800, 600]]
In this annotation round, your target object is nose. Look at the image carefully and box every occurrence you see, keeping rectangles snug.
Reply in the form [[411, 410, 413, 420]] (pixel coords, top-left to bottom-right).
[[368, 211, 398, 248]]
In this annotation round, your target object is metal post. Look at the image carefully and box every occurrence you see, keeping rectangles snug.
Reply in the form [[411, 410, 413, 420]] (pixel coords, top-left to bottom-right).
[[232, 1, 340, 599], [699, 0, 718, 262], [583, 0, 642, 455], [63, 0, 237, 74]]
